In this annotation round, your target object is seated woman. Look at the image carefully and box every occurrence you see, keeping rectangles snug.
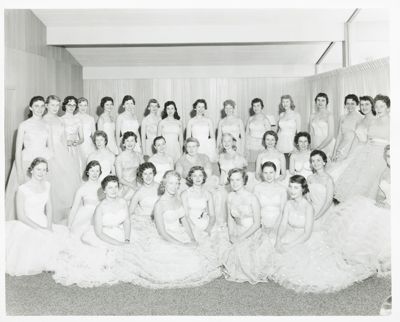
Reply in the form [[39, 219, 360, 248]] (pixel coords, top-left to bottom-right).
[[68, 161, 102, 237], [148, 136, 174, 184], [269, 175, 364, 293], [6, 158, 69, 276], [52, 175, 131, 288], [120, 170, 221, 288], [253, 161, 287, 235], [115, 131, 144, 200], [221, 168, 273, 284], [289, 132, 313, 179]]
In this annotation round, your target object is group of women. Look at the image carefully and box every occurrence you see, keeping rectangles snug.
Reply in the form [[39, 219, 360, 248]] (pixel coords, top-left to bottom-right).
[[4, 92, 391, 293]]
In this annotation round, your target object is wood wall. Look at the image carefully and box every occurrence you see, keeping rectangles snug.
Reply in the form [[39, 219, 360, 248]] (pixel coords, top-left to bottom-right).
[[4, 9, 83, 183]]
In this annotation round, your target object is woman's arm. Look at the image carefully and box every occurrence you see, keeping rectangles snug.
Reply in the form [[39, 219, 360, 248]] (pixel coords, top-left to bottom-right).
[[186, 119, 193, 138], [178, 122, 184, 150], [315, 177, 334, 220], [180, 216, 197, 245], [140, 118, 147, 155], [128, 189, 141, 215], [289, 153, 296, 175], [216, 120, 222, 150], [154, 202, 186, 245], [157, 120, 163, 136], [255, 153, 262, 181], [208, 118, 215, 139], [15, 123, 25, 184], [115, 154, 135, 189], [239, 119, 246, 152], [115, 115, 123, 153], [226, 195, 236, 242], [122, 201, 131, 242], [273, 188, 288, 231], [278, 152, 287, 180], [331, 117, 343, 161], [68, 187, 84, 229], [16, 188, 45, 230], [75, 121, 84, 145], [317, 113, 335, 151], [45, 189, 53, 230], [284, 203, 314, 249], [93, 205, 125, 246], [110, 154, 116, 175], [97, 115, 105, 131], [205, 191, 216, 234], [295, 112, 301, 133], [181, 190, 195, 228], [236, 195, 261, 241]]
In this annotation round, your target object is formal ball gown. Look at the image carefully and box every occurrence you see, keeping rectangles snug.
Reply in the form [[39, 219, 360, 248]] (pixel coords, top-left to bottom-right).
[[44, 114, 81, 223], [62, 114, 84, 175], [160, 121, 182, 163], [246, 117, 270, 162], [141, 114, 160, 157], [116, 206, 222, 289], [5, 119, 52, 220], [119, 117, 141, 153], [276, 117, 297, 154], [190, 119, 217, 162], [292, 152, 313, 179], [115, 151, 141, 195], [130, 192, 159, 241], [76, 113, 96, 163], [333, 119, 389, 202], [6, 182, 69, 276], [310, 117, 335, 159], [268, 202, 367, 293], [102, 120, 119, 155], [333, 112, 363, 161], [221, 195, 274, 284]]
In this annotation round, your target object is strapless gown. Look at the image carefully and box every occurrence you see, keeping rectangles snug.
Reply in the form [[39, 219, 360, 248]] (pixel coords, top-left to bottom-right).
[[246, 120, 267, 162], [77, 114, 96, 163], [293, 158, 313, 179], [142, 115, 160, 156], [6, 182, 69, 276], [161, 122, 182, 163], [311, 119, 335, 159], [277, 118, 297, 153], [130, 194, 159, 241], [191, 121, 217, 162], [103, 121, 119, 155], [150, 158, 173, 183]]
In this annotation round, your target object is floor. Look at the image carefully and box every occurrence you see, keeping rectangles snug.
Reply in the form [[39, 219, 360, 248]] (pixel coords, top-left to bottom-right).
[[5, 273, 391, 316]]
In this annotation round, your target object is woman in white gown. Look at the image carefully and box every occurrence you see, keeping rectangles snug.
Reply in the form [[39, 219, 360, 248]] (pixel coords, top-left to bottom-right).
[[119, 170, 221, 288], [68, 161, 102, 237], [334, 94, 390, 202], [5, 96, 52, 220], [6, 158, 69, 276], [52, 175, 131, 287], [255, 131, 286, 182], [44, 95, 81, 224], [157, 101, 183, 163], [115, 95, 142, 154], [253, 161, 287, 235], [331, 94, 363, 162], [115, 131, 144, 200], [148, 136, 174, 184], [217, 99, 246, 155], [140, 99, 161, 157], [276, 95, 301, 167], [87, 131, 116, 183], [309, 93, 335, 160], [289, 132, 313, 179], [269, 175, 364, 293], [186, 99, 217, 162], [221, 168, 273, 284], [75, 97, 96, 163], [245, 98, 272, 162], [60, 96, 84, 173], [97, 96, 119, 155]]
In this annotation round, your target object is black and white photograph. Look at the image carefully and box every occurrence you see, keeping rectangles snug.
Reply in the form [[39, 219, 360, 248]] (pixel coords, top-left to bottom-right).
[[1, 0, 398, 319]]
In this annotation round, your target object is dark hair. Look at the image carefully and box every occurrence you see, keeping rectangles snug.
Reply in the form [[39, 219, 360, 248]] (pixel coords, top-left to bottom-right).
[[153, 135, 166, 147], [261, 161, 277, 172], [101, 175, 119, 190], [83, 160, 102, 181], [45, 95, 61, 105], [251, 98, 264, 109], [289, 175, 309, 195], [121, 131, 137, 147], [344, 94, 359, 105], [279, 95, 296, 114], [144, 98, 160, 116], [294, 131, 311, 147], [193, 99, 207, 110], [92, 130, 108, 146], [262, 130, 279, 148], [158, 170, 181, 196], [121, 95, 136, 108], [186, 166, 207, 187], [359, 96, 376, 115], [310, 149, 328, 165], [227, 168, 248, 186], [374, 94, 390, 108], [136, 162, 157, 184], [78, 97, 88, 105], [62, 96, 78, 111], [28, 96, 46, 117], [100, 96, 114, 108], [314, 93, 329, 105], [223, 99, 236, 108], [162, 101, 180, 120], [184, 137, 200, 152], [27, 157, 48, 177]]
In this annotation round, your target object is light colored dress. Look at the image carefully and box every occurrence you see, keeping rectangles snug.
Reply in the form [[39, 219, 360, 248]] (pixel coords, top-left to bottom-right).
[[120, 117, 141, 153], [149, 156, 174, 183], [142, 115, 160, 156], [333, 113, 363, 161], [103, 121, 119, 155], [277, 118, 297, 153], [160, 121, 182, 163], [191, 120, 217, 162], [310, 118, 335, 159], [63, 115, 84, 174], [76, 113, 96, 163], [293, 155, 313, 179], [6, 182, 69, 276], [247, 118, 269, 162]]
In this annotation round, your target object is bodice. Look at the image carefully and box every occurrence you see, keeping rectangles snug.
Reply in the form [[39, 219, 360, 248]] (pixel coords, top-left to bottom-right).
[[79, 115, 95, 138], [308, 182, 327, 216], [44, 115, 65, 143], [248, 119, 267, 138], [144, 116, 159, 138], [294, 158, 312, 177], [177, 154, 209, 178], [119, 153, 140, 172], [161, 122, 181, 136], [187, 193, 208, 219], [219, 154, 245, 174], [163, 206, 186, 233], [221, 122, 241, 140], [379, 180, 390, 206], [311, 118, 329, 145], [121, 118, 139, 134], [102, 208, 126, 227], [22, 122, 49, 155], [81, 184, 100, 207], [355, 122, 368, 143], [254, 185, 282, 227], [138, 194, 159, 217], [192, 121, 211, 139], [287, 207, 306, 229], [18, 182, 50, 225], [63, 116, 81, 141], [230, 201, 254, 228], [151, 158, 173, 182], [367, 119, 390, 144], [278, 118, 297, 134]]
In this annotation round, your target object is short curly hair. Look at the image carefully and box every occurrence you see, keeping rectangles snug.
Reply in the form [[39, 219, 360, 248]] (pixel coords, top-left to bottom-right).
[[136, 162, 157, 184], [92, 130, 108, 147], [62, 96, 78, 111], [27, 157, 48, 177], [294, 132, 311, 148], [227, 168, 248, 186], [83, 160, 102, 181], [310, 149, 328, 167], [101, 175, 119, 190], [262, 130, 278, 148], [186, 166, 207, 187], [289, 175, 309, 195]]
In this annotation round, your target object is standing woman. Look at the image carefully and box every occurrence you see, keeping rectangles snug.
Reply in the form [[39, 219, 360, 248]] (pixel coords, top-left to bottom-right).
[[61, 96, 84, 173], [276, 95, 301, 168], [245, 98, 271, 162], [309, 93, 335, 159], [115, 95, 141, 154], [5, 96, 52, 220], [253, 161, 287, 235], [331, 94, 363, 162], [86, 131, 116, 182], [289, 132, 313, 179], [68, 161, 102, 237], [157, 101, 183, 163], [97, 96, 119, 155], [255, 131, 286, 182], [6, 158, 69, 276], [186, 99, 217, 162], [75, 97, 96, 163], [115, 131, 144, 200], [217, 99, 246, 155], [44, 95, 81, 224], [148, 136, 174, 184], [141, 99, 161, 157]]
